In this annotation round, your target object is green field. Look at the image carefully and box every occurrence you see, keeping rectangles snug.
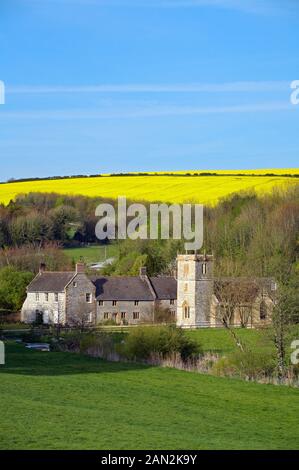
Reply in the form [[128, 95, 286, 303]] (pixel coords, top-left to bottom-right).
[[187, 328, 274, 355], [63, 244, 118, 264], [1, 343, 298, 450]]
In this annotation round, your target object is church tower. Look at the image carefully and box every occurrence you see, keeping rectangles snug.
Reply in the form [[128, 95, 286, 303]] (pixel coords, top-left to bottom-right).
[[176, 254, 214, 328]]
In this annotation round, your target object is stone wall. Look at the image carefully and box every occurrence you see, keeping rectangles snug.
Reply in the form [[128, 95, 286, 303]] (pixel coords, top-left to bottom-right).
[[65, 273, 96, 325], [97, 300, 154, 325], [209, 294, 273, 328], [97, 299, 177, 325]]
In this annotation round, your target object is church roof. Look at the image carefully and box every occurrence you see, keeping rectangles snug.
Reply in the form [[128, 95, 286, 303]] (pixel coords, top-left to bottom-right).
[[213, 278, 276, 303]]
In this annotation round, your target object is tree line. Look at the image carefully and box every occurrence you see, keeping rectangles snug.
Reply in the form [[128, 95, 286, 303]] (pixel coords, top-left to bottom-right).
[[0, 185, 298, 314]]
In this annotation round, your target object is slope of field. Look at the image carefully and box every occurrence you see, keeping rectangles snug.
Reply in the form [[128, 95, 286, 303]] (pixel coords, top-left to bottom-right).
[[0, 171, 298, 205], [63, 244, 118, 264], [0, 343, 298, 450]]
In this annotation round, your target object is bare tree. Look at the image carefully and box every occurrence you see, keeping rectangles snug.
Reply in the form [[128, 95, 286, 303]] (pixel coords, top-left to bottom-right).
[[214, 279, 259, 351], [271, 281, 298, 382], [68, 300, 95, 333], [153, 304, 175, 324], [238, 305, 253, 329]]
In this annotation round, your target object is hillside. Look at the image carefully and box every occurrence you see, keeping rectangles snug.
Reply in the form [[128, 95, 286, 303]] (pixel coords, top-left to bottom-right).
[[0, 343, 298, 450], [0, 169, 298, 205]]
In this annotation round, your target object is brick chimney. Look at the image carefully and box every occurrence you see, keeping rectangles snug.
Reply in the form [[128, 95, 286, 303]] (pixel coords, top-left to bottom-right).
[[76, 262, 85, 274], [39, 263, 46, 274]]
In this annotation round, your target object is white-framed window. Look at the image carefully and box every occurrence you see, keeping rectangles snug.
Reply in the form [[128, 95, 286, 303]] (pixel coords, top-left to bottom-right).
[[104, 312, 109, 319], [121, 312, 126, 319], [86, 293, 92, 303], [171, 310, 176, 317], [134, 300, 139, 306], [44, 310, 49, 324], [170, 299, 175, 305], [35, 293, 40, 301], [54, 293, 59, 302], [133, 312, 140, 320], [112, 300, 117, 306], [45, 293, 49, 302], [99, 300, 104, 306], [271, 281, 277, 291], [73, 281, 77, 287]]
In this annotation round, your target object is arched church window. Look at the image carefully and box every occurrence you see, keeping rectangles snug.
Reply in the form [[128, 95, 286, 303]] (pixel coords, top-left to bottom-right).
[[260, 301, 267, 320], [184, 305, 190, 319]]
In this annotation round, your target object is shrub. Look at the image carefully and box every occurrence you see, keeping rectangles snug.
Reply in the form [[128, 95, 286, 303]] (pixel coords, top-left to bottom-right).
[[20, 328, 45, 343], [57, 330, 82, 351], [121, 326, 202, 362], [80, 332, 116, 356], [99, 319, 117, 326], [212, 350, 276, 380], [0, 267, 34, 311], [154, 306, 175, 324]]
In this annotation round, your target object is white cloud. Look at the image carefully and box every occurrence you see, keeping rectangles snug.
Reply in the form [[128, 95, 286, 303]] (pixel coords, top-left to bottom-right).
[[7, 81, 290, 95], [0, 101, 294, 120]]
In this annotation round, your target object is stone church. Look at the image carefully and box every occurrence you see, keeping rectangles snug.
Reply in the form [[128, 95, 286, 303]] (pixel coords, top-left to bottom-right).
[[21, 254, 275, 328]]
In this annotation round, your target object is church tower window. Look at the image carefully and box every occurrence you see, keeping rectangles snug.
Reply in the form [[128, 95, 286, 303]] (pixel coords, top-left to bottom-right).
[[184, 305, 190, 319], [260, 301, 267, 320]]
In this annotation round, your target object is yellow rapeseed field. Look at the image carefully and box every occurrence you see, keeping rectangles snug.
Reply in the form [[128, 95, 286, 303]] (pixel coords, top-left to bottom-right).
[[0, 170, 298, 205]]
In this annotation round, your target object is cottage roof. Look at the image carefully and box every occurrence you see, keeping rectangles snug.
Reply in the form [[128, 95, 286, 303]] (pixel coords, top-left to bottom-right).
[[27, 272, 75, 293], [150, 277, 177, 300], [26, 270, 274, 303], [93, 276, 177, 301], [92, 276, 156, 301]]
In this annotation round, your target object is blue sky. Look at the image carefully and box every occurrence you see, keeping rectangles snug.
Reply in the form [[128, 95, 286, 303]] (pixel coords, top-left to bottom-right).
[[0, 0, 298, 180]]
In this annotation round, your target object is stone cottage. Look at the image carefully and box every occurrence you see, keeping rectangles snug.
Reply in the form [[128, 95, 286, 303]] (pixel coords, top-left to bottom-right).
[[21, 263, 177, 326]]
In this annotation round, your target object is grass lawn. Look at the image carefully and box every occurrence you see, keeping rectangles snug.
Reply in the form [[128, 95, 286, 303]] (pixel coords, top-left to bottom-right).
[[0, 343, 298, 450], [187, 328, 273, 355], [63, 244, 118, 264], [187, 326, 299, 357]]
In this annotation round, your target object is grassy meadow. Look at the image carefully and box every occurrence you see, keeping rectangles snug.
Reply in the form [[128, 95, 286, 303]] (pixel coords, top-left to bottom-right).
[[63, 244, 118, 264], [187, 328, 273, 355], [0, 342, 299, 450], [0, 170, 298, 205]]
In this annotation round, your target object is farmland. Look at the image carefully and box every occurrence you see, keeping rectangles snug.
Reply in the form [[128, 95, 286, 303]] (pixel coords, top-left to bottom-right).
[[0, 170, 298, 205], [0, 342, 299, 450]]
